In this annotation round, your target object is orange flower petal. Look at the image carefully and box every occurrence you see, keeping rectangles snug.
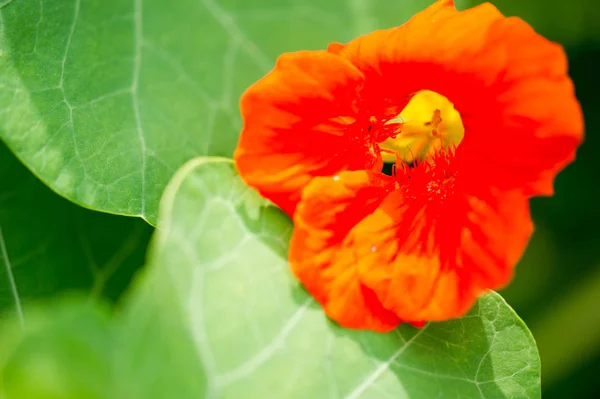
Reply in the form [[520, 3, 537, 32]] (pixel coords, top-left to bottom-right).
[[461, 17, 584, 196], [332, 0, 583, 197], [330, 1, 504, 99], [351, 185, 533, 322], [289, 171, 401, 332], [235, 50, 381, 216], [291, 161, 533, 325]]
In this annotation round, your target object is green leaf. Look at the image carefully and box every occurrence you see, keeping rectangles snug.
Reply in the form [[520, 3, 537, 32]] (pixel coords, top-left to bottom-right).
[[0, 0, 469, 223], [0, 157, 541, 398], [118, 158, 541, 398], [0, 141, 153, 321]]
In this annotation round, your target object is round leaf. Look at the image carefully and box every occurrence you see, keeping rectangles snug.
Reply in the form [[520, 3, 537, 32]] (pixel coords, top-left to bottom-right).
[[118, 158, 541, 398]]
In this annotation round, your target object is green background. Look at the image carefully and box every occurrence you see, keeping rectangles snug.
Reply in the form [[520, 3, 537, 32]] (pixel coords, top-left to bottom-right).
[[0, 0, 599, 397]]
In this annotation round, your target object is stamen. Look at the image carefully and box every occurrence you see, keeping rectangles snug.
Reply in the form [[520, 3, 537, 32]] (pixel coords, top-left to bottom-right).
[[430, 109, 443, 137]]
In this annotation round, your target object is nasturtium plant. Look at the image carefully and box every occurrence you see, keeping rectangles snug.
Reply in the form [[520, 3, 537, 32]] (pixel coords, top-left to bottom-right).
[[0, 159, 541, 398], [2, 0, 583, 396]]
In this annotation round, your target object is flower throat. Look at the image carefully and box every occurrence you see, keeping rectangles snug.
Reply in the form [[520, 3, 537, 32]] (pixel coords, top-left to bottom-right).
[[379, 90, 465, 174]]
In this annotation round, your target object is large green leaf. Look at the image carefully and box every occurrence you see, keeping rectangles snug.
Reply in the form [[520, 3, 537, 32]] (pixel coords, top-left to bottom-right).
[[0, 158, 541, 398], [0, 141, 153, 322], [0, 0, 473, 223], [120, 158, 541, 398]]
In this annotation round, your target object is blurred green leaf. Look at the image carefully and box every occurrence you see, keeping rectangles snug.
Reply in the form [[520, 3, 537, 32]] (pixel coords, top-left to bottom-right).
[[0, 0, 467, 223], [466, 0, 600, 46], [0, 299, 113, 399], [498, 227, 558, 310], [0, 141, 153, 322], [530, 263, 600, 387]]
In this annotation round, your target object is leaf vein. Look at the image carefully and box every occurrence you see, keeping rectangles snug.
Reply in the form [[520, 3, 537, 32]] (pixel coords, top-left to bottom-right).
[[199, 0, 272, 72], [344, 326, 429, 399], [131, 0, 147, 218], [0, 222, 23, 326], [215, 297, 313, 387]]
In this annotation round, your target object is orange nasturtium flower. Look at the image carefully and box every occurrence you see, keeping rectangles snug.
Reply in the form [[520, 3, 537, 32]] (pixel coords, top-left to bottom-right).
[[234, 0, 583, 332]]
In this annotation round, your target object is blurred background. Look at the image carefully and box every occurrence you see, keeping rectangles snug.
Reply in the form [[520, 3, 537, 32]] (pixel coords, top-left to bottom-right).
[[1, 0, 598, 397], [468, 0, 600, 397]]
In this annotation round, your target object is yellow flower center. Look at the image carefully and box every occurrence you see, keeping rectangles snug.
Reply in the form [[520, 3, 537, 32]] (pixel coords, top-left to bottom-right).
[[379, 90, 465, 164]]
